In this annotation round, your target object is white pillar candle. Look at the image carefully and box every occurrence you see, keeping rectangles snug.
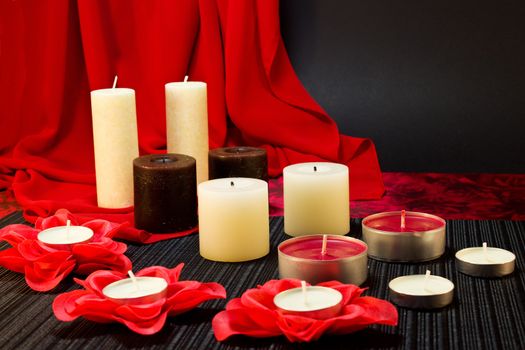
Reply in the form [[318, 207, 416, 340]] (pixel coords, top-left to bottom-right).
[[90, 85, 139, 208], [198, 178, 269, 262], [165, 77, 209, 184], [389, 270, 454, 309], [102, 271, 168, 303], [456, 242, 515, 277], [37, 220, 94, 246], [273, 281, 343, 319], [284, 162, 350, 236]]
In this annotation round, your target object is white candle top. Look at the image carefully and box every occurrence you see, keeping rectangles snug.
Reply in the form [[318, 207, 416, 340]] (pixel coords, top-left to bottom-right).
[[165, 81, 207, 89], [103, 275, 168, 300], [38, 223, 94, 245], [284, 162, 348, 177], [273, 284, 343, 312], [198, 177, 267, 194], [456, 243, 515, 265], [90, 87, 135, 96], [389, 271, 454, 296]]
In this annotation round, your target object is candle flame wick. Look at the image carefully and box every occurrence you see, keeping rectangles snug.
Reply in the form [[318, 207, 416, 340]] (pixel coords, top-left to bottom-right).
[[482, 242, 494, 262], [184, 75, 189, 83], [423, 270, 432, 292], [400, 209, 406, 230], [313, 166, 317, 172], [66, 220, 71, 240], [112, 75, 118, 89], [321, 234, 328, 255], [301, 281, 308, 305], [128, 270, 140, 291], [230, 181, 234, 187]]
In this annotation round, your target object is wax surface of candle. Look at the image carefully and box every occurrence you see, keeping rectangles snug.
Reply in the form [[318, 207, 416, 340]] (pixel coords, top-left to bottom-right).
[[103, 277, 168, 299], [456, 247, 515, 264], [38, 226, 94, 245], [389, 274, 454, 296], [280, 236, 366, 260], [274, 286, 342, 312], [90, 87, 139, 208], [363, 212, 444, 232]]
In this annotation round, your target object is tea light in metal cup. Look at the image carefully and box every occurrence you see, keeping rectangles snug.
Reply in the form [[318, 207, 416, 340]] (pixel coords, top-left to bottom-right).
[[102, 270, 168, 304], [389, 270, 454, 309], [278, 234, 368, 285], [456, 242, 515, 278], [362, 210, 446, 262], [273, 281, 343, 319], [37, 220, 94, 250]]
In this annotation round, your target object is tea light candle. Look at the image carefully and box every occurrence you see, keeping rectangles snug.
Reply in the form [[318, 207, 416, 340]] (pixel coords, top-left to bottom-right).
[[102, 270, 168, 304], [362, 210, 446, 262], [283, 162, 349, 236], [38, 220, 94, 248], [133, 154, 197, 233], [273, 281, 343, 319], [389, 270, 454, 309], [90, 76, 139, 208], [456, 242, 516, 278], [208, 146, 268, 181], [278, 234, 368, 285], [198, 178, 269, 262], [166, 76, 209, 185]]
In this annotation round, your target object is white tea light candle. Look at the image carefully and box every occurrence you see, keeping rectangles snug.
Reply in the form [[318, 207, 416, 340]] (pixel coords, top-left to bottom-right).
[[273, 281, 343, 319], [456, 242, 515, 277], [102, 271, 168, 304], [38, 220, 93, 246], [91, 77, 139, 208], [283, 162, 349, 236], [389, 270, 454, 309], [166, 77, 209, 184], [198, 178, 269, 262]]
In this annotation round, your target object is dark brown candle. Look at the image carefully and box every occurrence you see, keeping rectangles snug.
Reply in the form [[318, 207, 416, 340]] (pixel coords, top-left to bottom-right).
[[133, 154, 197, 233], [208, 147, 268, 181]]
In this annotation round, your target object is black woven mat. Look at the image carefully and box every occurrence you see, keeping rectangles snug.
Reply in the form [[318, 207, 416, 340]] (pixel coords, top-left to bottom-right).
[[0, 211, 524, 350]]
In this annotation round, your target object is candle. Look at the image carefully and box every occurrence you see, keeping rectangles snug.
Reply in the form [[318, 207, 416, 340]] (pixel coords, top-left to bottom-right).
[[38, 220, 94, 248], [208, 146, 268, 181], [283, 162, 350, 236], [456, 242, 515, 278], [198, 178, 269, 262], [90, 77, 139, 208], [278, 235, 368, 285], [362, 211, 446, 262], [273, 281, 343, 319], [389, 270, 454, 309], [165, 76, 209, 185], [102, 270, 168, 304], [133, 154, 197, 233]]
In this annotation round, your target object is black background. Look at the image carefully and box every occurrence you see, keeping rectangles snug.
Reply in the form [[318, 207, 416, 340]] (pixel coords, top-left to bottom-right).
[[280, 0, 525, 172]]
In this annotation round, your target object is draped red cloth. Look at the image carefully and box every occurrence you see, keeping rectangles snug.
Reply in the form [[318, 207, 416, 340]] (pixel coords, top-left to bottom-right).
[[0, 0, 383, 242]]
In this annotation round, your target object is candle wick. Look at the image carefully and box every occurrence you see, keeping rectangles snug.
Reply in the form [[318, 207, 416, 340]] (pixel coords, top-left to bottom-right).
[[112, 75, 118, 89], [184, 75, 189, 83], [128, 270, 140, 291], [162, 157, 166, 163], [66, 219, 71, 240], [313, 166, 317, 172], [423, 270, 431, 292], [230, 181, 234, 187], [482, 242, 493, 262], [400, 209, 406, 230], [321, 234, 328, 255], [301, 281, 308, 305]]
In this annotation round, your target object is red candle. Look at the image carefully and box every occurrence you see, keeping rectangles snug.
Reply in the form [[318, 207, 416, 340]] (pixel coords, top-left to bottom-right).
[[278, 235, 368, 285]]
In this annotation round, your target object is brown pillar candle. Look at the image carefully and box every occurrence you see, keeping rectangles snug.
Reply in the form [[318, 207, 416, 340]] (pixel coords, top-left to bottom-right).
[[133, 154, 197, 233], [208, 147, 268, 181]]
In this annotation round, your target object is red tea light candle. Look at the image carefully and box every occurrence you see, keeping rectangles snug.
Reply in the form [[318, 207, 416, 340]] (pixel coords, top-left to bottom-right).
[[362, 211, 446, 262], [208, 147, 268, 181], [456, 242, 516, 278], [273, 281, 343, 319], [102, 270, 168, 305], [278, 235, 368, 285], [37, 220, 94, 249], [389, 270, 454, 309]]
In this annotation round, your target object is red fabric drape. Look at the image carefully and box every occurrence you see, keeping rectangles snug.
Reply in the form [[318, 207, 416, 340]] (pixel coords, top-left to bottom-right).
[[0, 0, 384, 242]]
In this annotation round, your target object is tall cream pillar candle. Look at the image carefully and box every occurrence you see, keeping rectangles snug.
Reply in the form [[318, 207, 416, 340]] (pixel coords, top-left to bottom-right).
[[284, 162, 350, 236], [165, 78, 209, 184], [90, 86, 139, 208], [198, 178, 269, 262]]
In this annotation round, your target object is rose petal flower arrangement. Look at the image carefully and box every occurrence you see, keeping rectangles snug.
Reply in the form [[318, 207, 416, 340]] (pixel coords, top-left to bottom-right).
[[212, 279, 398, 342], [0, 209, 132, 291], [53, 264, 227, 335]]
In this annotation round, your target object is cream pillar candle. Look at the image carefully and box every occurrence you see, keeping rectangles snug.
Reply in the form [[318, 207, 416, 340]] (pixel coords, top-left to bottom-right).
[[165, 77, 209, 184], [198, 178, 269, 262], [90, 83, 139, 208], [283, 162, 350, 236]]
